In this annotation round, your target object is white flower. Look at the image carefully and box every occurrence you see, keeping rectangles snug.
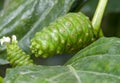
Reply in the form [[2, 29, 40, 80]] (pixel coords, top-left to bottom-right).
[[0, 35, 17, 45], [0, 36, 11, 45], [12, 35, 17, 41], [0, 38, 4, 45]]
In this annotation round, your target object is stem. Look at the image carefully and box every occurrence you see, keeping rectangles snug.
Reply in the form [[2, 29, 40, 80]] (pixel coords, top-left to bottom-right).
[[92, 0, 108, 37], [0, 76, 2, 83]]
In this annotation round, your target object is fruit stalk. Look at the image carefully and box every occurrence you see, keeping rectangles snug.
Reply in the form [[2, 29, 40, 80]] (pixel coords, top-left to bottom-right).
[[92, 0, 108, 37]]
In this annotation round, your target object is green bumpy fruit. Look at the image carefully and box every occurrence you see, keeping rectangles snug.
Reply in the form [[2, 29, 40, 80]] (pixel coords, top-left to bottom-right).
[[30, 12, 95, 58], [7, 40, 34, 67]]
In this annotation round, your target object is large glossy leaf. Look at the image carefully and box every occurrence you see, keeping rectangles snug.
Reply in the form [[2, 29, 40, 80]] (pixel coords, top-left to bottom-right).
[[3, 63, 120, 83], [3, 37, 120, 83], [0, 0, 4, 16], [65, 37, 120, 64], [0, 1, 4, 10], [0, 0, 74, 65]]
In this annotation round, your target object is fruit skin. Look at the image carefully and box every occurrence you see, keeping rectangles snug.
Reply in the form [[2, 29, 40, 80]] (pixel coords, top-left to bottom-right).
[[6, 39, 34, 67], [30, 12, 95, 58]]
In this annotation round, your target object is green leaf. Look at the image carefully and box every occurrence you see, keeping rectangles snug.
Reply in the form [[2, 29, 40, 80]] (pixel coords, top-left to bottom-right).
[[3, 37, 120, 83], [65, 37, 120, 64], [0, 45, 9, 65], [2, 0, 15, 12], [0, 59, 9, 65], [0, 0, 74, 65], [0, 0, 4, 10], [3, 63, 120, 83]]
